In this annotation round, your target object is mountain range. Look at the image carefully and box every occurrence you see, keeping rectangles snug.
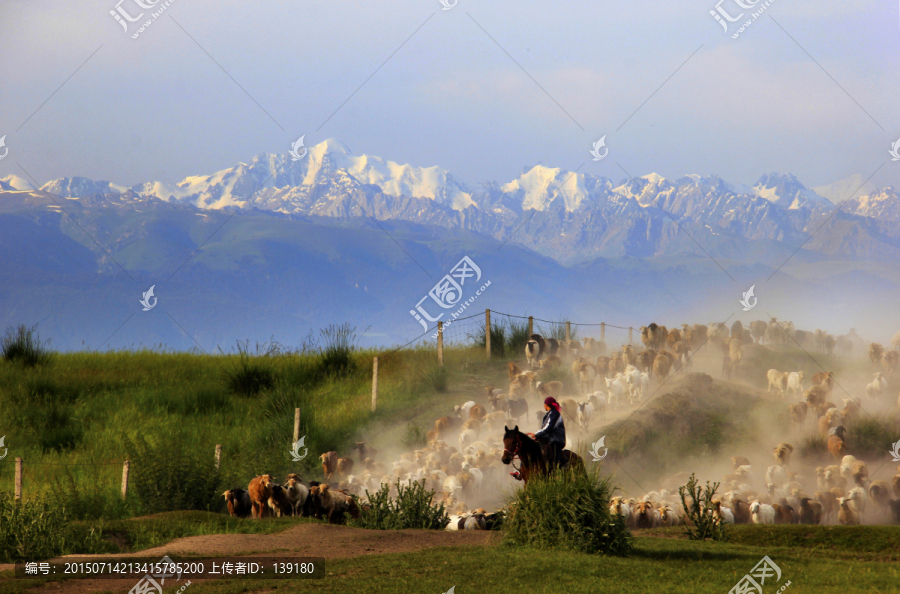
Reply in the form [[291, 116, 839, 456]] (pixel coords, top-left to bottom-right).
[[2, 139, 898, 350]]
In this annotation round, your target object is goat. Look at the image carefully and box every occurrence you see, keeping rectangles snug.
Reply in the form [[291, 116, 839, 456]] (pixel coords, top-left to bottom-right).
[[223, 488, 252, 518]]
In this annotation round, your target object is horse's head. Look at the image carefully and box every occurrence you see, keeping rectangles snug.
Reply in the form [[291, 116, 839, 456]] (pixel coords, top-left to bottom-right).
[[501, 425, 521, 465]]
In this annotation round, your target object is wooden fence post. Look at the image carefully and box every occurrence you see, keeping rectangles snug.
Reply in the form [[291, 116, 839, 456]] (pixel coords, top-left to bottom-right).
[[565, 321, 571, 343], [601, 322, 606, 343], [121, 460, 129, 500], [371, 357, 378, 412], [628, 327, 633, 345], [293, 408, 301, 444], [215, 444, 222, 471], [485, 309, 491, 358], [437, 321, 444, 367], [14, 457, 22, 501], [528, 316, 533, 336]]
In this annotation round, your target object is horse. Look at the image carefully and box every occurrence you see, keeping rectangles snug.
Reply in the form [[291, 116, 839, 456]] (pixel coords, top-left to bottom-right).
[[501, 425, 584, 485]]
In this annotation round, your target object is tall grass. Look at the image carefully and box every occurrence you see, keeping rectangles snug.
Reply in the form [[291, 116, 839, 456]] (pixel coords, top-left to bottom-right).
[[318, 323, 358, 377], [221, 339, 277, 396], [679, 473, 727, 541], [352, 479, 449, 530], [468, 321, 508, 357], [507, 318, 531, 357], [504, 468, 632, 556], [1, 323, 53, 367], [0, 492, 104, 562]]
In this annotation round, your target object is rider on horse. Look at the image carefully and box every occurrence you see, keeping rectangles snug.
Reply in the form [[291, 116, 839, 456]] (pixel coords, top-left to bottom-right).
[[534, 396, 566, 470]]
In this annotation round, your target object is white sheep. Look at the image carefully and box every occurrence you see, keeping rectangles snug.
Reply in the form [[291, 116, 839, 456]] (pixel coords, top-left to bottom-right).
[[786, 371, 805, 398], [577, 401, 594, 431], [606, 375, 628, 409], [865, 373, 887, 402], [588, 392, 607, 420], [749, 501, 775, 524], [766, 465, 786, 486]]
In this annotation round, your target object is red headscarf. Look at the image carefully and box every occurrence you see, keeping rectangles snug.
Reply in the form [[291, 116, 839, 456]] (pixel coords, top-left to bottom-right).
[[544, 396, 561, 412]]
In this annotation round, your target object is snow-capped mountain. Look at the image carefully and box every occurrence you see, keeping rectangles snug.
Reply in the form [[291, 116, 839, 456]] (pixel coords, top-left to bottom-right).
[[0, 175, 36, 192], [20, 139, 900, 264]]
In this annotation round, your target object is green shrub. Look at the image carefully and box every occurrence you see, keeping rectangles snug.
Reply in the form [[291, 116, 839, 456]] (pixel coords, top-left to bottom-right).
[[468, 322, 507, 357], [401, 423, 428, 449], [679, 473, 727, 541], [352, 479, 449, 530], [318, 323, 358, 378], [421, 362, 449, 393], [222, 340, 276, 397], [0, 492, 102, 562], [503, 468, 632, 555], [1, 324, 53, 367], [507, 319, 532, 358], [123, 434, 221, 514]]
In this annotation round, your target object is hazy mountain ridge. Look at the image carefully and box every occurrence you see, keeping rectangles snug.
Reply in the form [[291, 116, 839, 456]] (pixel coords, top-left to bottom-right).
[[4, 139, 899, 265]]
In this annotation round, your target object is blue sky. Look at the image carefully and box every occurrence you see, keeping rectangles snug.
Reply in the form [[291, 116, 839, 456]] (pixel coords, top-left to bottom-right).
[[1, 0, 898, 194]]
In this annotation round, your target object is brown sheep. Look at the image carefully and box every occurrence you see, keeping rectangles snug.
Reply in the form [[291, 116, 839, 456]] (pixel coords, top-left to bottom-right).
[[799, 498, 823, 525], [469, 403, 487, 420], [869, 343, 884, 368], [818, 409, 842, 436], [773, 443, 794, 467], [731, 456, 751, 470], [507, 361, 524, 381], [309, 484, 360, 524], [805, 385, 828, 408], [815, 490, 837, 522], [868, 480, 892, 513], [653, 353, 672, 381], [636, 350, 656, 375], [267, 483, 293, 517], [730, 320, 744, 341], [731, 499, 750, 524], [882, 350, 900, 378], [434, 416, 453, 436], [320, 451, 338, 481], [352, 442, 376, 464], [772, 503, 794, 524], [223, 488, 252, 518], [539, 355, 562, 370], [666, 328, 682, 349], [248, 475, 275, 519], [741, 328, 754, 344], [827, 435, 846, 461], [595, 356, 611, 379], [852, 461, 869, 487], [622, 345, 636, 367], [841, 399, 860, 423], [336, 457, 354, 479], [838, 497, 859, 525], [690, 324, 708, 350], [811, 371, 835, 394], [789, 402, 808, 431]]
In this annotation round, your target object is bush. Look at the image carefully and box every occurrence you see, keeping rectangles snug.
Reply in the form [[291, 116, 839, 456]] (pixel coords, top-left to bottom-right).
[[0, 492, 102, 562], [123, 434, 221, 514], [401, 423, 428, 449], [679, 473, 727, 541], [318, 323, 358, 378], [420, 362, 449, 393], [1, 324, 53, 367], [503, 468, 632, 555], [507, 319, 532, 358], [222, 340, 276, 397], [352, 479, 449, 530], [468, 322, 507, 357]]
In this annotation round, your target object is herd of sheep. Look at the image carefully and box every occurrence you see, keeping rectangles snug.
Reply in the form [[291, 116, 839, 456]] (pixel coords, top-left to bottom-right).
[[223, 318, 900, 531]]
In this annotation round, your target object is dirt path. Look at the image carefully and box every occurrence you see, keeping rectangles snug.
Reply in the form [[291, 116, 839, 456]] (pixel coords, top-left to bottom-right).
[[0, 524, 498, 594]]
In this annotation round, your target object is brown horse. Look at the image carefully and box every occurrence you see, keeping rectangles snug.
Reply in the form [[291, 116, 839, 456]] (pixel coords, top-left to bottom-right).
[[501, 425, 584, 485]]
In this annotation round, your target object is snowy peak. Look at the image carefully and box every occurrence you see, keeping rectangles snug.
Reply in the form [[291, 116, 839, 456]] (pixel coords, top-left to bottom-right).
[[812, 173, 877, 204], [501, 165, 594, 211], [843, 187, 900, 219], [40, 177, 128, 199], [753, 172, 833, 210], [0, 174, 37, 192]]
